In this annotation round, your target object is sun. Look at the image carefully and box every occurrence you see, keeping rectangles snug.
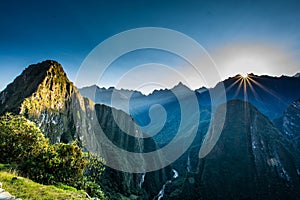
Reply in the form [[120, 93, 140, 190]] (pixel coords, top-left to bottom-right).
[[240, 72, 248, 79]]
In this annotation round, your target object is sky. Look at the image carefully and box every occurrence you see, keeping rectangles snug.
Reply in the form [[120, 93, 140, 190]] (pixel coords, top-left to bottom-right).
[[0, 0, 300, 94]]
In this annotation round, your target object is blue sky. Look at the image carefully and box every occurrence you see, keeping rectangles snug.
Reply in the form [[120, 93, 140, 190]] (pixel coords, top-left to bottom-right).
[[1, 0, 300, 93]]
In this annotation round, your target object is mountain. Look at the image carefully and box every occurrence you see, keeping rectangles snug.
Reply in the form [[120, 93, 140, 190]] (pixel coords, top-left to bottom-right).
[[2, 61, 300, 199], [0, 60, 77, 143], [0, 60, 171, 199], [164, 100, 300, 199]]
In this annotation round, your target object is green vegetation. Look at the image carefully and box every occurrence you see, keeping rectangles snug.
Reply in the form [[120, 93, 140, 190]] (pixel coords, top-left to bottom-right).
[[0, 113, 106, 199], [20, 142, 88, 186], [0, 113, 48, 164], [0, 170, 88, 200]]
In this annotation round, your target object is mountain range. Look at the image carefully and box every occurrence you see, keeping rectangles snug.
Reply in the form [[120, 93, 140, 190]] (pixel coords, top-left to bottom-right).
[[1, 60, 300, 199], [80, 73, 300, 120]]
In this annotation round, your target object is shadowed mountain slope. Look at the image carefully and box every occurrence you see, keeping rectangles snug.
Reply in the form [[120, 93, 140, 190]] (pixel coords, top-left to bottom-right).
[[164, 100, 300, 199]]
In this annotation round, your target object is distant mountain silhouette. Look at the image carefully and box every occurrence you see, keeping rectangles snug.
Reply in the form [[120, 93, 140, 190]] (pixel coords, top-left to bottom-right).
[[212, 73, 300, 119], [80, 73, 300, 121], [80, 82, 205, 147]]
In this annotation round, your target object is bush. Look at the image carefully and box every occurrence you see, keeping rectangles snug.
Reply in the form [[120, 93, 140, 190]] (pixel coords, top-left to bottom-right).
[[0, 113, 48, 164], [20, 142, 88, 187]]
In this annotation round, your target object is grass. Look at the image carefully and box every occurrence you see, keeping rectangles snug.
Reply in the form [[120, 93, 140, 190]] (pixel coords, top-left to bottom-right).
[[0, 164, 89, 200]]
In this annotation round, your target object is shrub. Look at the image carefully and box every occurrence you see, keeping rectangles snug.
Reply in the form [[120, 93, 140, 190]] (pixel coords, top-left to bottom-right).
[[0, 113, 48, 164], [20, 142, 88, 187]]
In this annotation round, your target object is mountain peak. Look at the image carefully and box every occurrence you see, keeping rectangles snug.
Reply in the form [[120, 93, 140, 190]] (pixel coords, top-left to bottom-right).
[[172, 81, 189, 89], [168, 82, 192, 93], [23, 60, 65, 79], [0, 60, 73, 115]]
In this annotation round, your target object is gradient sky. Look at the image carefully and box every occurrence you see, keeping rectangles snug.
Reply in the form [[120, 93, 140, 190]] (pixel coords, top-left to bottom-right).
[[1, 0, 300, 93]]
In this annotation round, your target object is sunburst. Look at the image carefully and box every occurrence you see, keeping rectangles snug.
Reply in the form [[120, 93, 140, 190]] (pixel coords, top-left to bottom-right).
[[240, 72, 248, 79], [227, 73, 284, 107]]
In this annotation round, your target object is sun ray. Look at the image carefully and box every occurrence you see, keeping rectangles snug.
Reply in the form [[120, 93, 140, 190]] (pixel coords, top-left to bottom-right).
[[243, 78, 248, 101], [247, 76, 284, 103], [245, 77, 261, 101], [226, 77, 243, 93], [246, 77, 273, 112], [225, 73, 286, 108], [234, 78, 244, 98]]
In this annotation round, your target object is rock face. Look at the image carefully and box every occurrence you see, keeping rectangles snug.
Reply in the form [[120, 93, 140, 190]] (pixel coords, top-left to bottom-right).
[[91, 104, 172, 199], [277, 98, 300, 150], [0, 60, 170, 199], [165, 100, 300, 199]]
